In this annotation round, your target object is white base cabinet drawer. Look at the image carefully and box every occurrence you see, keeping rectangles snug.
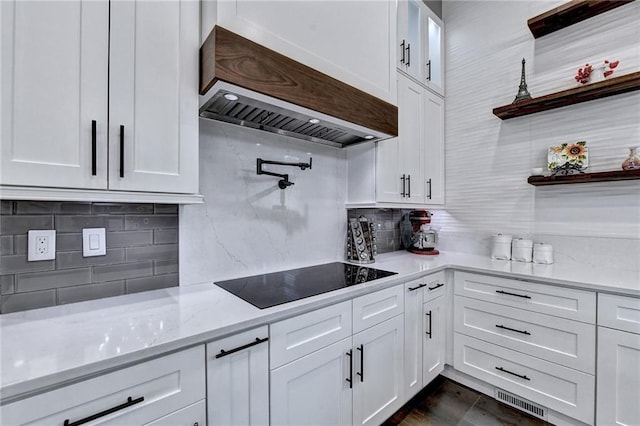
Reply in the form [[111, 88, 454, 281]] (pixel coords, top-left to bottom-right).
[[423, 272, 446, 303], [455, 296, 595, 373], [1, 346, 205, 426], [454, 333, 595, 425], [353, 284, 404, 333], [598, 293, 640, 334], [270, 301, 352, 369], [454, 272, 596, 323]]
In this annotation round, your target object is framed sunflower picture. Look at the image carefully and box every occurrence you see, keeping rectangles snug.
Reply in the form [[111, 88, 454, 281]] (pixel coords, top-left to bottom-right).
[[547, 141, 588, 173]]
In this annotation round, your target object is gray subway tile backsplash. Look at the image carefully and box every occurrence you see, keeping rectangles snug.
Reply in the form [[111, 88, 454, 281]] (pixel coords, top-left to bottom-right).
[[16, 268, 92, 292], [57, 281, 126, 305], [1, 290, 57, 313], [0, 201, 179, 314], [348, 208, 412, 254]]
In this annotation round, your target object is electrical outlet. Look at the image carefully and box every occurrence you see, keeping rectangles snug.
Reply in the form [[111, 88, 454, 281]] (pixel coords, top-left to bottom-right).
[[28, 230, 56, 261]]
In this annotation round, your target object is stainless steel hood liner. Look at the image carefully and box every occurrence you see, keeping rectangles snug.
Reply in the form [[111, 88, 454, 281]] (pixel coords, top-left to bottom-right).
[[199, 26, 398, 148]]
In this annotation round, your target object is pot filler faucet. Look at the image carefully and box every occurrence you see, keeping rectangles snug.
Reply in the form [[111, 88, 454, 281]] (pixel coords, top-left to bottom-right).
[[256, 157, 312, 189]]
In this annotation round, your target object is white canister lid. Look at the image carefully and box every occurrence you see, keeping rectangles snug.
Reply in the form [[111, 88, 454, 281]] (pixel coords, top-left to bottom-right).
[[492, 234, 512, 242], [512, 238, 533, 248]]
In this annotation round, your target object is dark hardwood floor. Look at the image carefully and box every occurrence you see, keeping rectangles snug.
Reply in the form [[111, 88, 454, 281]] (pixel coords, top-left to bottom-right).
[[383, 377, 553, 426]]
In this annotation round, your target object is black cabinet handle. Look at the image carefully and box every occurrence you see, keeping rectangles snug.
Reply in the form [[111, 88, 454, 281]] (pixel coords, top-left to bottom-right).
[[407, 175, 411, 198], [406, 43, 411, 67], [495, 290, 531, 299], [428, 283, 444, 291], [91, 120, 97, 176], [346, 349, 353, 388], [400, 40, 405, 64], [63, 396, 144, 426], [495, 324, 531, 335], [408, 283, 427, 292], [427, 178, 432, 200], [356, 344, 364, 382], [215, 337, 269, 359], [425, 311, 432, 339], [495, 366, 530, 381], [400, 174, 406, 197], [119, 125, 125, 178], [426, 60, 432, 81]]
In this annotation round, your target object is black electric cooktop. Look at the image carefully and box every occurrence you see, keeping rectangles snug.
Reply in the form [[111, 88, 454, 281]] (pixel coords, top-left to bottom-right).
[[215, 262, 397, 309]]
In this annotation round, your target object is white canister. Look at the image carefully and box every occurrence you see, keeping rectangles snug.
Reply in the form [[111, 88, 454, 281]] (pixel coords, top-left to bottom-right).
[[533, 243, 554, 264], [491, 234, 512, 260], [512, 238, 533, 262]]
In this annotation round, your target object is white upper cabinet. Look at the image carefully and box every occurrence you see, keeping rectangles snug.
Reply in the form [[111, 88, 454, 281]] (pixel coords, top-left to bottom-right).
[[202, 0, 397, 105], [1, 0, 109, 189], [109, 0, 199, 194], [397, 0, 444, 96], [423, 90, 445, 204], [1, 0, 200, 200]]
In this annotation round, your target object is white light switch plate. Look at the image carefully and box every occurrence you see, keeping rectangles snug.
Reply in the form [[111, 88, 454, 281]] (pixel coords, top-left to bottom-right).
[[82, 228, 106, 257], [28, 230, 56, 261]]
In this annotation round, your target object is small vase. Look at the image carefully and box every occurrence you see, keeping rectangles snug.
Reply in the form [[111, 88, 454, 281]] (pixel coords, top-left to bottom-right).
[[621, 146, 640, 170]]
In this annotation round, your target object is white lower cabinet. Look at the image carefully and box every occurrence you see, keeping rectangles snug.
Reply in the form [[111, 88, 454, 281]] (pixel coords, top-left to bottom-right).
[[206, 326, 269, 426], [596, 294, 640, 426], [270, 286, 405, 426], [404, 273, 447, 400], [1, 346, 205, 426], [422, 294, 446, 386]]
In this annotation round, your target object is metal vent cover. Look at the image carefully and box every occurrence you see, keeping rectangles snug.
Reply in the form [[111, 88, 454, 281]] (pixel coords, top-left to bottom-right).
[[495, 388, 547, 420], [200, 90, 383, 148]]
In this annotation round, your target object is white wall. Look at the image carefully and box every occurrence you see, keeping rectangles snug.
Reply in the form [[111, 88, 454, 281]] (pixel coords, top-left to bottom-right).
[[180, 119, 347, 285], [434, 0, 640, 271]]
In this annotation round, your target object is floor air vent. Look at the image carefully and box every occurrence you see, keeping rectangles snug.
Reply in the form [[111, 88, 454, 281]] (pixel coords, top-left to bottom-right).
[[495, 388, 547, 420]]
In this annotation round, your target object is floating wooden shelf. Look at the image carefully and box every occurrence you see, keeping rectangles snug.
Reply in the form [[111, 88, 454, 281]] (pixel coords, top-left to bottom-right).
[[528, 0, 634, 38], [493, 71, 640, 120], [528, 169, 640, 186]]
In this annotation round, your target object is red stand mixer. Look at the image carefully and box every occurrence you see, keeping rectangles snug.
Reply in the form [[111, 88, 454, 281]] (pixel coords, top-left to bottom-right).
[[407, 210, 439, 255]]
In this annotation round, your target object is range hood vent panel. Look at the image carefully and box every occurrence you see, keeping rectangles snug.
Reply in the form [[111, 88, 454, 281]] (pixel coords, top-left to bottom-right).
[[199, 26, 398, 148]]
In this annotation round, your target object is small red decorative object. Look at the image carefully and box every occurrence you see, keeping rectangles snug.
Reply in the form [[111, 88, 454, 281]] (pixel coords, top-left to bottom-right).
[[574, 64, 593, 84], [603, 59, 620, 78]]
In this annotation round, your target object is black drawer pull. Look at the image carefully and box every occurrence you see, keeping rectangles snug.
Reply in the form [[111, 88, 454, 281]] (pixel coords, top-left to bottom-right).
[[400, 174, 406, 197], [407, 174, 411, 198], [495, 366, 530, 381], [119, 125, 125, 178], [427, 178, 432, 199], [63, 396, 144, 426], [495, 290, 531, 299], [215, 337, 269, 359], [495, 324, 531, 335], [428, 283, 444, 291], [91, 120, 97, 176], [346, 349, 353, 388], [357, 344, 364, 382], [400, 40, 406, 64], [408, 283, 427, 292], [406, 43, 411, 67], [426, 59, 432, 81], [425, 311, 432, 338]]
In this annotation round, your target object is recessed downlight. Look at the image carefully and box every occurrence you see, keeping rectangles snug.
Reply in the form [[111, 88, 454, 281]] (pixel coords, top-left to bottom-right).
[[308, 118, 320, 124], [223, 93, 239, 101], [364, 135, 375, 140]]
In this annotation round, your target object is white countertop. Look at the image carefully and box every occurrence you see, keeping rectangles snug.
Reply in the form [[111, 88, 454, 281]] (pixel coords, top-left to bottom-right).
[[1, 251, 638, 401]]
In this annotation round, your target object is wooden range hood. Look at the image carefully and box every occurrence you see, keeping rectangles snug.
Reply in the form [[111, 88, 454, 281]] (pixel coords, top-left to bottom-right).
[[199, 26, 398, 148]]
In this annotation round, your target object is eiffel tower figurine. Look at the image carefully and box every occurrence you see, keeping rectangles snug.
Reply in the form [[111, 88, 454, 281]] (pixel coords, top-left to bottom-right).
[[513, 58, 532, 103]]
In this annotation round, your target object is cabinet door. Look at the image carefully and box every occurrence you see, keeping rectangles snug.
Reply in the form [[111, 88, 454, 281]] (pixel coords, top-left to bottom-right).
[[213, 0, 396, 105], [270, 337, 353, 426], [423, 8, 445, 96], [423, 295, 446, 386], [397, 0, 423, 82], [375, 137, 402, 203], [424, 91, 444, 205], [353, 315, 404, 426], [1, 0, 108, 189], [207, 326, 269, 426], [404, 280, 425, 401], [399, 75, 425, 203], [109, 0, 198, 194], [143, 400, 206, 426], [597, 327, 640, 426]]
